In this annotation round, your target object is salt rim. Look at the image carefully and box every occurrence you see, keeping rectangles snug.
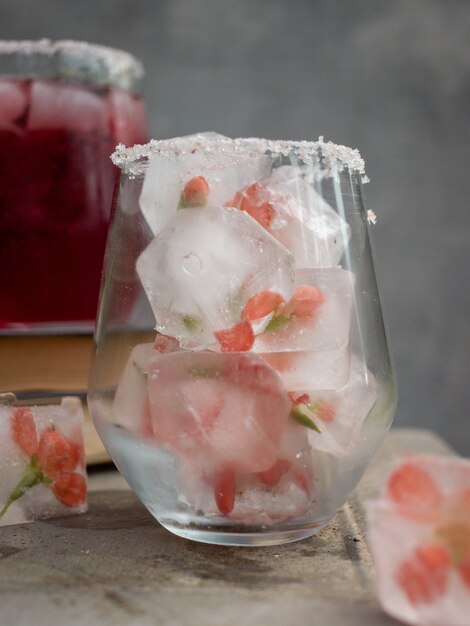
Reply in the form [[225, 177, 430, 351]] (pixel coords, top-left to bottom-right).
[[111, 134, 367, 180], [0, 39, 144, 91]]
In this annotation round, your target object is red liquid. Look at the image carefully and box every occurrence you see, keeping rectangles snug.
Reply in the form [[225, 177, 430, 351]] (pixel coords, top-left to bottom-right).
[[0, 78, 148, 329]]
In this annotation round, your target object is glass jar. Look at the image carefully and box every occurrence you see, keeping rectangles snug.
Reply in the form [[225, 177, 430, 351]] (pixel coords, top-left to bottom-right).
[[0, 39, 148, 331]]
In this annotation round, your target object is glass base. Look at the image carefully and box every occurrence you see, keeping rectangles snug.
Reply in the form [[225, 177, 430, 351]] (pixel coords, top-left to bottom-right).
[[159, 521, 325, 546]]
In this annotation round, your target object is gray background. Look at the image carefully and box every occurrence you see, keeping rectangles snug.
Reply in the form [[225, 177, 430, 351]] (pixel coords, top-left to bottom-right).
[[2, 0, 469, 452]]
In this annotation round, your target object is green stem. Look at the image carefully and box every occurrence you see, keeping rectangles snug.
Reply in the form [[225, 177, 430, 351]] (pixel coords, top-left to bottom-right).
[[290, 407, 322, 433], [264, 314, 292, 333], [178, 196, 206, 209], [0, 457, 46, 518]]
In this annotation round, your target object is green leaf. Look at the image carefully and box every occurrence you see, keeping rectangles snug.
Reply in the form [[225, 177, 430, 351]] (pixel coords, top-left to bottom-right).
[[264, 314, 292, 333], [181, 315, 201, 333], [178, 194, 206, 209], [178, 197, 192, 209], [0, 457, 45, 518], [290, 407, 322, 433]]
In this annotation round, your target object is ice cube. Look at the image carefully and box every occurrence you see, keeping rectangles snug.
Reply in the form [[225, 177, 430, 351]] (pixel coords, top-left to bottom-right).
[[226, 165, 350, 268], [181, 465, 312, 525], [290, 356, 378, 457], [112, 342, 158, 435], [146, 351, 291, 473], [253, 418, 315, 503], [139, 133, 271, 235], [27, 81, 110, 133], [178, 421, 314, 524], [0, 397, 87, 527], [269, 165, 350, 267], [254, 267, 355, 353], [0, 80, 28, 125], [136, 206, 295, 347], [367, 455, 470, 626], [262, 348, 350, 391], [251, 267, 354, 390], [231, 469, 311, 524]]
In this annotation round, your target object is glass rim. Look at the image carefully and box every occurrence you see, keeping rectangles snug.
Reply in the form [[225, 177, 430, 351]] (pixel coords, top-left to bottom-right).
[[111, 134, 367, 180], [0, 39, 144, 93]]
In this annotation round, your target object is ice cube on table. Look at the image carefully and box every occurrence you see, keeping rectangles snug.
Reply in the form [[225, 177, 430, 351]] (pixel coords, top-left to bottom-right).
[[226, 165, 350, 268], [139, 134, 271, 235], [0, 80, 28, 125], [27, 81, 110, 133], [137, 206, 295, 347], [290, 355, 378, 457], [367, 455, 470, 626], [0, 397, 87, 527], [146, 351, 291, 474]]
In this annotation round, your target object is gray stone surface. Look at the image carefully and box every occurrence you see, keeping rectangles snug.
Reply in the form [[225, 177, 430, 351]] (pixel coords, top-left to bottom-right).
[[2, 1, 469, 453], [0, 428, 455, 626]]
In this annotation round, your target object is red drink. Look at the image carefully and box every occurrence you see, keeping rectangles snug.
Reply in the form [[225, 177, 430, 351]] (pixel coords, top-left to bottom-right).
[[0, 76, 147, 329]]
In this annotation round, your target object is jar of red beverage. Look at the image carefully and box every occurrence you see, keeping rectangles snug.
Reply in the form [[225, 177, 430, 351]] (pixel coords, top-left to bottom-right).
[[0, 40, 148, 332]]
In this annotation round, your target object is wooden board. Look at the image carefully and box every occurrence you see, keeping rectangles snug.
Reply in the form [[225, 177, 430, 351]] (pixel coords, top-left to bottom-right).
[[0, 334, 93, 393], [0, 334, 110, 465]]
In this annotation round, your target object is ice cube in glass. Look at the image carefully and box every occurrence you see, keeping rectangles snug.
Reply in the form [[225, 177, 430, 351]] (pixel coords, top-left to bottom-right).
[[136, 206, 295, 347]]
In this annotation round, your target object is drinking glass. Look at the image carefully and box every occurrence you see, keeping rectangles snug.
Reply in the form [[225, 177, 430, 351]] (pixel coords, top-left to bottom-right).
[[88, 134, 397, 546], [0, 39, 148, 332]]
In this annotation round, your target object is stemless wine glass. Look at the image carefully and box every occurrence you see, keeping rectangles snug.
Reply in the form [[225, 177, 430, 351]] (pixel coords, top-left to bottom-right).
[[0, 39, 148, 331], [88, 134, 397, 546]]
